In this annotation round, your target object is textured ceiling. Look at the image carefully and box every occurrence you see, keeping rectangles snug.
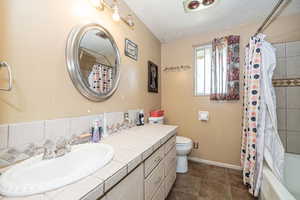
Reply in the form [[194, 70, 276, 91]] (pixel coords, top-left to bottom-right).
[[123, 0, 300, 43]]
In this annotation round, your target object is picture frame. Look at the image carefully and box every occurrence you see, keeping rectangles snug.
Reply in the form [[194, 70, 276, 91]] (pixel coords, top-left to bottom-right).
[[125, 39, 138, 61], [148, 61, 158, 93]]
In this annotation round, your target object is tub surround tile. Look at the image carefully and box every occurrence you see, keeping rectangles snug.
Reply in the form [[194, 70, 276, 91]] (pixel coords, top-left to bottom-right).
[[277, 109, 286, 131], [287, 87, 300, 109], [286, 131, 300, 154], [278, 131, 287, 151], [273, 58, 286, 79], [286, 41, 300, 57], [45, 118, 71, 142], [286, 56, 300, 78], [8, 121, 45, 148], [287, 109, 300, 131], [274, 87, 286, 109], [0, 125, 8, 149], [274, 43, 286, 58]]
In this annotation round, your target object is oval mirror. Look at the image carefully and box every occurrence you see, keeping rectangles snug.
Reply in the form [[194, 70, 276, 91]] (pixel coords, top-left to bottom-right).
[[66, 23, 121, 101]]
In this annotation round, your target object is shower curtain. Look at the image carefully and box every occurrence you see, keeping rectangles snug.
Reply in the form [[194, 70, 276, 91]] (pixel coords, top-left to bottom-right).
[[241, 34, 284, 197], [88, 63, 113, 93]]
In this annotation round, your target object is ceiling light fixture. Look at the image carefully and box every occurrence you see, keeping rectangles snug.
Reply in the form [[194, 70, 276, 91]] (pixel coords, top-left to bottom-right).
[[112, 1, 121, 21], [89, 0, 104, 11], [183, 0, 218, 13], [89, 0, 134, 28], [188, 1, 200, 10], [202, 0, 215, 6]]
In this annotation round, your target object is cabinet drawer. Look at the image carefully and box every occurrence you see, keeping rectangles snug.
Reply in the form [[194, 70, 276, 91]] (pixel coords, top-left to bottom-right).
[[164, 163, 176, 199], [164, 136, 175, 155], [145, 161, 164, 200], [144, 145, 164, 177], [151, 182, 164, 200], [164, 146, 176, 177]]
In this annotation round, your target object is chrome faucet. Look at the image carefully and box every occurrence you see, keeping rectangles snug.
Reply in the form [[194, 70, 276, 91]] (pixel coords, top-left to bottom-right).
[[42, 140, 56, 160], [54, 137, 71, 158], [42, 137, 74, 160]]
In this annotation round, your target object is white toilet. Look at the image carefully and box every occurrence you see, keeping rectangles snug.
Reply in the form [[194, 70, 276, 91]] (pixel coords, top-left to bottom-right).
[[176, 136, 193, 173]]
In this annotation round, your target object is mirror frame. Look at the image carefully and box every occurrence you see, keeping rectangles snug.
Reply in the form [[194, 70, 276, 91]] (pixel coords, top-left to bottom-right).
[[66, 22, 121, 102]]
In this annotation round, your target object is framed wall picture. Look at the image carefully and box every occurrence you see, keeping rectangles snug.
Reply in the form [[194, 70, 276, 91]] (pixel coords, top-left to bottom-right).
[[148, 61, 158, 93], [125, 39, 138, 60]]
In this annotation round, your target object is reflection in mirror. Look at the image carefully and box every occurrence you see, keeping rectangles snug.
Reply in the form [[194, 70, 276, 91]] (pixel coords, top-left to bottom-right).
[[66, 23, 121, 101], [78, 29, 117, 94]]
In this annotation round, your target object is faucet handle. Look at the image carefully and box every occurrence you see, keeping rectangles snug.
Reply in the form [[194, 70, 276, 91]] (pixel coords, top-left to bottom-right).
[[43, 140, 55, 149], [43, 140, 56, 160], [56, 137, 67, 149]]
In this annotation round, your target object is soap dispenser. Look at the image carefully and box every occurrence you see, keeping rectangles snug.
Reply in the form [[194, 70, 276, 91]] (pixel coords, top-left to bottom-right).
[[91, 120, 101, 143]]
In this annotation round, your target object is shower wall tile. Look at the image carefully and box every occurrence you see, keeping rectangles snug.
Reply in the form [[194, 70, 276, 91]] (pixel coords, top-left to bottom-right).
[[0, 125, 8, 149], [277, 109, 286, 131], [274, 43, 286, 58], [287, 87, 300, 109], [275, 87, 286, 109], [287, 131, 300, 154], [286, 41, 300, 57], [8, 121, 45, 148], [286, 56, 300, 78], [274, 58, 286, 78], [278, 130, 287, 151], [287, 109, 300, 131]]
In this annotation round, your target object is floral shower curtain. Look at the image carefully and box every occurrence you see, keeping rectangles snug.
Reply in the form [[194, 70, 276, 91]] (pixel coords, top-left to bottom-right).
[[210, 35, 240, 100]]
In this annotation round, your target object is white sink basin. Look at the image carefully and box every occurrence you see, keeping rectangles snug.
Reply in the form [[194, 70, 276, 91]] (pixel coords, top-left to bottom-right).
[[0, 143, 114, 197]]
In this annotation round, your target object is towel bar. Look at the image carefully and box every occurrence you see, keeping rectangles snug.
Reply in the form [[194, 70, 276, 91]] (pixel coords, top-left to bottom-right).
[[0, 61, 13, 91]]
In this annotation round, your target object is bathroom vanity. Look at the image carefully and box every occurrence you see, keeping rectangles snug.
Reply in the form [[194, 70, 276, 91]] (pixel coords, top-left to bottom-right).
[[0, 124, 177, 200]]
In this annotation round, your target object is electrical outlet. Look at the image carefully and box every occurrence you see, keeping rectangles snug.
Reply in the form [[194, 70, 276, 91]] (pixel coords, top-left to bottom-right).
[[193, 141, 199, 149]]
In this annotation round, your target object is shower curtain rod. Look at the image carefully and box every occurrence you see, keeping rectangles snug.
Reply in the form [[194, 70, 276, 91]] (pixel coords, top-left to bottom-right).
[[254, 0, 286, 36]]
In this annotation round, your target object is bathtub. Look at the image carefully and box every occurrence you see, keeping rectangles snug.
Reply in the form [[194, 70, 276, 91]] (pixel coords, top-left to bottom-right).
[[260, 153, 300, 200]]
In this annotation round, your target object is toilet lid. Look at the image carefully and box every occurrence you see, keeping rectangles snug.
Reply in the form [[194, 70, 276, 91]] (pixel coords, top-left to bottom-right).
[[176, 136, 192, 144]]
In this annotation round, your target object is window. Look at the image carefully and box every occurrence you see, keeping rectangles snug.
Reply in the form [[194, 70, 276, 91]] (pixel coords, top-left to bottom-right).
[[194, 44, 212, 96]]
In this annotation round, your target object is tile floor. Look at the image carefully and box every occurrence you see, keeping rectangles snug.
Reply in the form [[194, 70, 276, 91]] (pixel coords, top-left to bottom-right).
[[166, 161, 256, 200]]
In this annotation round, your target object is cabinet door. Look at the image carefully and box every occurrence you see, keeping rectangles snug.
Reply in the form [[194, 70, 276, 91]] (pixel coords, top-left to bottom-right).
[[105, 164, 144, 200]]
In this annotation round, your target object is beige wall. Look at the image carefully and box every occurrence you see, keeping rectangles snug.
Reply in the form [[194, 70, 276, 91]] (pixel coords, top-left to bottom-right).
[[0, 0, 161, 124], [161, 14, 300, 166]]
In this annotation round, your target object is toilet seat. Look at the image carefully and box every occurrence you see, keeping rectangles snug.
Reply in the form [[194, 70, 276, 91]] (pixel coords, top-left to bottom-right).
[[176, 136, 192, 145]]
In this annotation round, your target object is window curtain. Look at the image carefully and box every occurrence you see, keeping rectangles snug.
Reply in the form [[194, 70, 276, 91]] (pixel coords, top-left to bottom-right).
[[210, 35, 240, 100]]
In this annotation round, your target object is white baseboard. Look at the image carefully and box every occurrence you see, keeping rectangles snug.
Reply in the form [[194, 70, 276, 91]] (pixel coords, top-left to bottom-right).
[[188, 156, 242, 170]]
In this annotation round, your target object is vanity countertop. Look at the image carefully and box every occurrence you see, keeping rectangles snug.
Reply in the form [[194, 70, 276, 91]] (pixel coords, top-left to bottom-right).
[[0, 124, 177, 200]]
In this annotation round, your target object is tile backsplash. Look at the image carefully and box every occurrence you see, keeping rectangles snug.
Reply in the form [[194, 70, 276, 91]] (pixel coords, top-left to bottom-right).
[[0, 125, 8, 149], [274, 41, 300, 154], [9, 121, 45, 148], [0, 109, 143, 152]]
